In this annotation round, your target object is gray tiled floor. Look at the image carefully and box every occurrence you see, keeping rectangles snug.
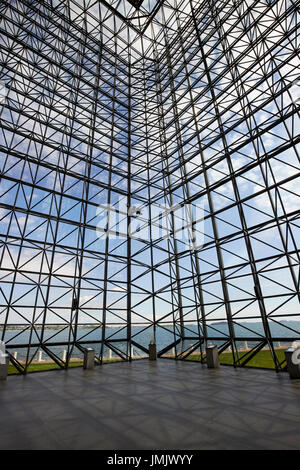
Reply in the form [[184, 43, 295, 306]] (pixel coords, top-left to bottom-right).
[[0, 359, 300, 450]]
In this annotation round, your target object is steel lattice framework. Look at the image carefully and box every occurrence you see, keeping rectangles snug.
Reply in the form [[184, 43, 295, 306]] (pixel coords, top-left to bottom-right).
[[0, 0, 299, 373]]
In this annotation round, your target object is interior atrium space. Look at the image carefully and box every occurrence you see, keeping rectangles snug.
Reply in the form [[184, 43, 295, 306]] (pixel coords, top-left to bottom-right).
[[0, 0, 300, 451]]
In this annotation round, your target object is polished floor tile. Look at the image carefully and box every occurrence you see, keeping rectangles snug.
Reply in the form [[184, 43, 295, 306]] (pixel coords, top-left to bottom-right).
[[0, 359, 300, 450]]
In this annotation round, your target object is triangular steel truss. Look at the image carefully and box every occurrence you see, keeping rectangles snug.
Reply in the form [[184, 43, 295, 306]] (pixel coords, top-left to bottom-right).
[[0, 0, 299, 373]]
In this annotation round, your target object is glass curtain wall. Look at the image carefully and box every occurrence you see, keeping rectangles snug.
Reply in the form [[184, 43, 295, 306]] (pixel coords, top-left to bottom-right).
[[0, 0, 299, 372]]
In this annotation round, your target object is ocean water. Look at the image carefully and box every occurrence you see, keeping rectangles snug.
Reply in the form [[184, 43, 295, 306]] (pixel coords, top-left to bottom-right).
[[2, 320, 300, 361]]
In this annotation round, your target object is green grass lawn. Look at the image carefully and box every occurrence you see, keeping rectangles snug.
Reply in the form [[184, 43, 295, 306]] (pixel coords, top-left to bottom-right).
[[7, 349, 287, 374], [7, 357, 123, 375], [186, 348, 286, 369]]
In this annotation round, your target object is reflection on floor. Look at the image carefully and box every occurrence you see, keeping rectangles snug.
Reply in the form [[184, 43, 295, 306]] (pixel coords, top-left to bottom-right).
[[0, 359, 300, 450]]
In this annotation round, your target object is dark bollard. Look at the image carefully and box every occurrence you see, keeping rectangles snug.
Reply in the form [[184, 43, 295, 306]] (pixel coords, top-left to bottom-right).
[[0, 341, 9, 380], [285, 346, 300, 379], [206, 344, 220, 369], [149, 341, 157, 361], [83, 348, 95, 370]]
